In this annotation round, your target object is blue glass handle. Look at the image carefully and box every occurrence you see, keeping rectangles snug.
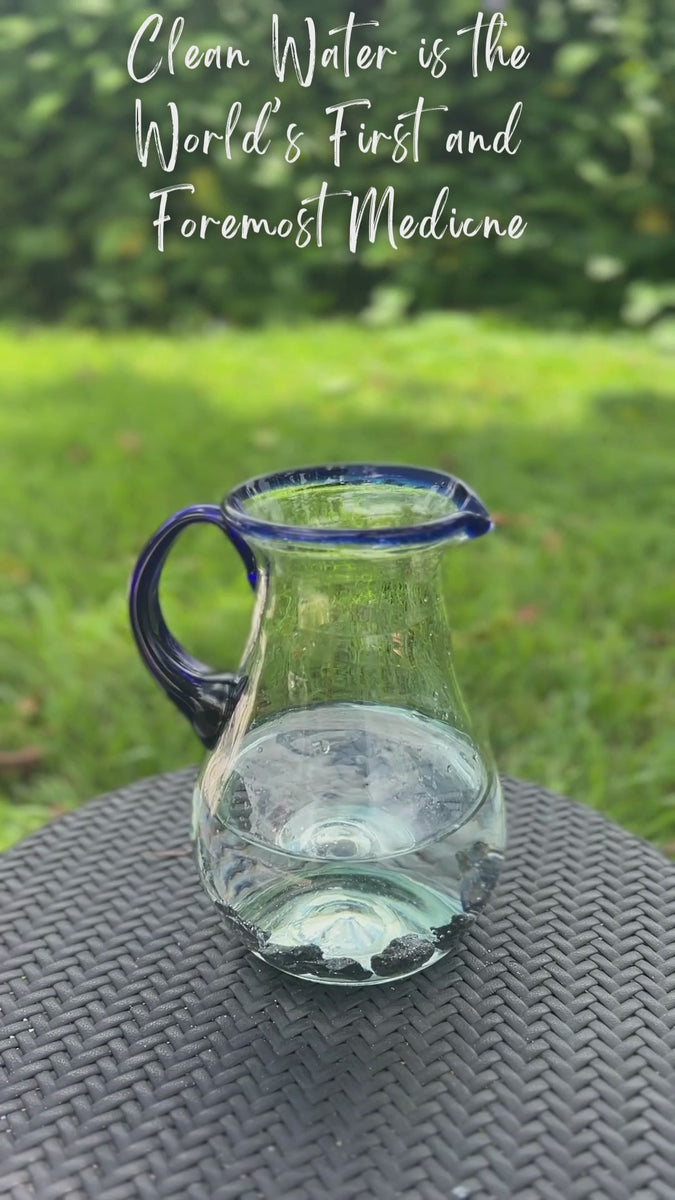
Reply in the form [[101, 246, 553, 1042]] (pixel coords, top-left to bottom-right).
[[129, 505, 257, 749]]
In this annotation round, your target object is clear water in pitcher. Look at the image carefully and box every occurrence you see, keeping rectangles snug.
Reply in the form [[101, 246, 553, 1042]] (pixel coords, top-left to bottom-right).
[[195, 703, 504, 985]]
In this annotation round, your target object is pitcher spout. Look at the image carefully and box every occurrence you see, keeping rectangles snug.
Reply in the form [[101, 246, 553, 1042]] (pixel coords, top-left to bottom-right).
[[223, 463, 493, 551]]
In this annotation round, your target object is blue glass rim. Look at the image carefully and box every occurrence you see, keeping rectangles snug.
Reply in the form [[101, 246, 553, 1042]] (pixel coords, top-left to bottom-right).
[[223, 463, 493, 548]]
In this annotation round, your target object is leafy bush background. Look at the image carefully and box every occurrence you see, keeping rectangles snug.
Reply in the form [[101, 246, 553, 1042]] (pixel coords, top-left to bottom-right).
[[1, 0, 674, 327]]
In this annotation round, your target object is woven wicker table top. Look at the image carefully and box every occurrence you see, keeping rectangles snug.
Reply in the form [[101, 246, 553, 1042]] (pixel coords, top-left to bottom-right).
[[1, 769, 674, 1200]]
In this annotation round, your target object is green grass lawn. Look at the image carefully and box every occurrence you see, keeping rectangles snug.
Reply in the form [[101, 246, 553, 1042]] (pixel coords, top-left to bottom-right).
[[1, 314, 673, 851]]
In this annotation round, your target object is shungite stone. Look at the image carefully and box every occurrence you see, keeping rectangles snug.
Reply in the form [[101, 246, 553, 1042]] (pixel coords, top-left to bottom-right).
[[462, 861, 502, 914], [263, 942, 325, 972], [213, 901, 267, 948], [371, 934, 435, 977], [456, 840, 492, 874], [314, 957, 373, 981], [460, 874, 489, 912], [456, 842, 503, 913], [431, 912, 474, 951], [229, 777, 252, 832], [479, 855, 502, 890]]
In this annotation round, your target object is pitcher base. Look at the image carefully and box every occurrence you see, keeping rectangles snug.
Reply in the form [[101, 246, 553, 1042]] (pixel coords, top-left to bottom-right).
[[242, 869, 467, 985]]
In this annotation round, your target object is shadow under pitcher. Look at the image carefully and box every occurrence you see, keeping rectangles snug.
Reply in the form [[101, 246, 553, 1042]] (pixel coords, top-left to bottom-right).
[[129, 464, 506, 986]]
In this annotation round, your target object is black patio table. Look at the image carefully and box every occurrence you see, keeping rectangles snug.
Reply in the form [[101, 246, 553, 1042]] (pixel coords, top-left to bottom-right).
[[1, 769, 674, 1200]]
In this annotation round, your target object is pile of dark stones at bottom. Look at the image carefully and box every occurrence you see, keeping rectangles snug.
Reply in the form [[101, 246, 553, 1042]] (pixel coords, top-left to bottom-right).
[[215, 901, 473, 981]]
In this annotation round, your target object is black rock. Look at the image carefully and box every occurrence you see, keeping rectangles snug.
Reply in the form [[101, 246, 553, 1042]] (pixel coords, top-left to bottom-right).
[[431, 912, 474, 951], [460, 874, 490, 913], [457, 843, 503, 886], [263, 942, 325, 972], [456, 840, 491, 874], [229, 777, 252, 832], [213, 901, 267, 948], [479, 854, 502, 889], [371, 934, 436, 977], [314, 957, 373, 981], [456, 842, 503, 913]]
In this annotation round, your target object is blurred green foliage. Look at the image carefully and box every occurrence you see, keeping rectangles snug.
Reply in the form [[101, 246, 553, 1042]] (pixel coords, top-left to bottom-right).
[[1, 0, 674, 326]]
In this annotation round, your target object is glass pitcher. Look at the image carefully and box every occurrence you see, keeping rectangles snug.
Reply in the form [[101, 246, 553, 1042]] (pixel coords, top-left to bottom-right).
[[129, 464, 505, 986]]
